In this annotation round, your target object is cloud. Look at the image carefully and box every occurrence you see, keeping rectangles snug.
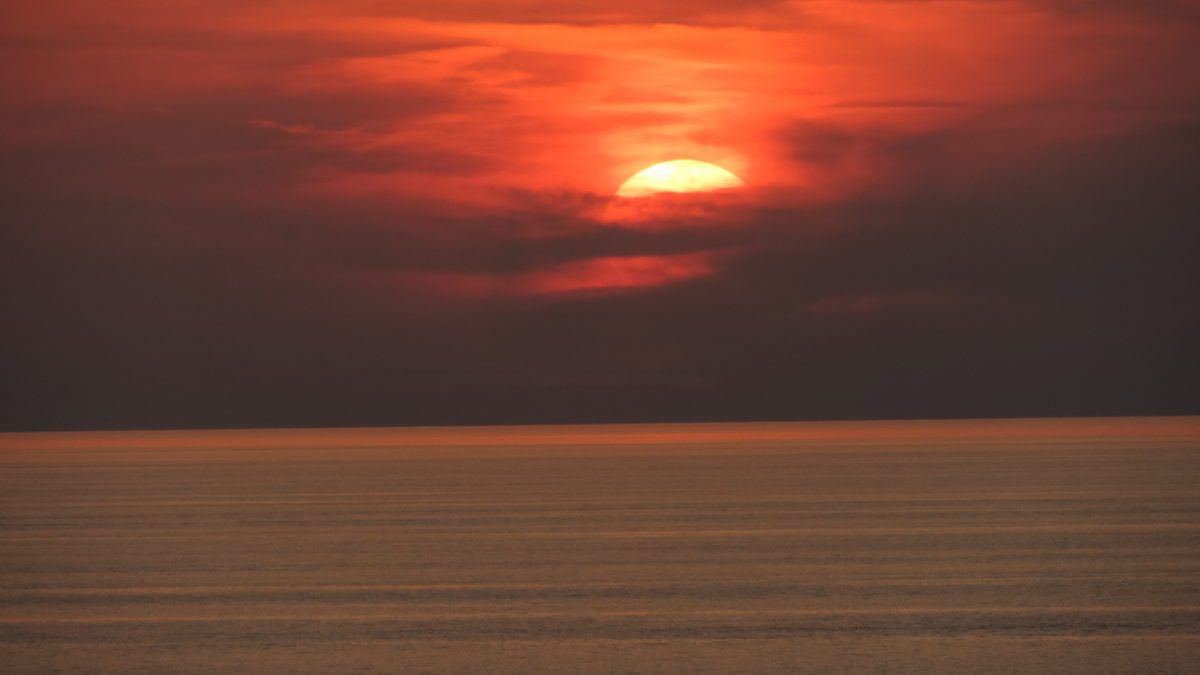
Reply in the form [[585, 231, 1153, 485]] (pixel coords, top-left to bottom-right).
[[2, 0, 1197, 429]]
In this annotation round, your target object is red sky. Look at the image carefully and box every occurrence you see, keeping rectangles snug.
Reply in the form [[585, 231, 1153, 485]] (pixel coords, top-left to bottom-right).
[[3, 0, 1198, 429]]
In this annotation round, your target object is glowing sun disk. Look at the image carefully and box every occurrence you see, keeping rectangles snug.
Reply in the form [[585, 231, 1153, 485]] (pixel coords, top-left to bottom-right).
[[616, 159, 745, 197]]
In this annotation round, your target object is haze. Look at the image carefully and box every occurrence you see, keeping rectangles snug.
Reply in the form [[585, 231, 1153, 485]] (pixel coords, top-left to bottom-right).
[[3, 0, 1197, 430]]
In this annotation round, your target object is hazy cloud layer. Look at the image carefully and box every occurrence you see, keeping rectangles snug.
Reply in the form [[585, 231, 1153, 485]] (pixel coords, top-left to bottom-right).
[[3, 0, 1197, 429]]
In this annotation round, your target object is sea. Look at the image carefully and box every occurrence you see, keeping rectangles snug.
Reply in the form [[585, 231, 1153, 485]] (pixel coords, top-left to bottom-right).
[[1, 417, 1197, 673]]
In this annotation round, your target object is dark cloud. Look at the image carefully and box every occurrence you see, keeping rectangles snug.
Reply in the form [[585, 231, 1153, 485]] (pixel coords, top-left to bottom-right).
[[5, 114, 1196, 430], [1031, 0, 1200, 21], [2, 0, 1197, 430], [843, 0, 1200, 22]]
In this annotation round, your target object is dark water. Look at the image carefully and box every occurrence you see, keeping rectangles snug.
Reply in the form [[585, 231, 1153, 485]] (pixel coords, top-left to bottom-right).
[[2, 417, 1197, 673]]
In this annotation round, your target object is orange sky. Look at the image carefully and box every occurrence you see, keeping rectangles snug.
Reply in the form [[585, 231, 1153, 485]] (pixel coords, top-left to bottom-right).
[[10, 0, 1195, 295], [3, 0, 1197, 429], [9, 1, 1195, 197]]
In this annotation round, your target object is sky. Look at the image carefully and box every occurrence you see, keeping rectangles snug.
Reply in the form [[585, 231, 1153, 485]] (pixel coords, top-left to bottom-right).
[[3, 0, 1198, 431]]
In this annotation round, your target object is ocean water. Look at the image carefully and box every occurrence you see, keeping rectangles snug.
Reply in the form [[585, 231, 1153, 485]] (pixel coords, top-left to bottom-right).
[[1, 417, 1197, 673]]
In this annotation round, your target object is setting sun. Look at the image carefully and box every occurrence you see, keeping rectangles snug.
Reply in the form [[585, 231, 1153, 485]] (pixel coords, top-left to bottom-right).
[[3, 0, 1197, 670], [616, 160, 746, 197]]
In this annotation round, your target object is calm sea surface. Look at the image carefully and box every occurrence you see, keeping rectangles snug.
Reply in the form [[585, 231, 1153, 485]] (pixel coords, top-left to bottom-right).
[[1, 417, 1198, 673]]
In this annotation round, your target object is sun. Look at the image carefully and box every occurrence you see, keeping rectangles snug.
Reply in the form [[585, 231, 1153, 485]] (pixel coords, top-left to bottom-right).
[[616, 159, 745, 197]]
